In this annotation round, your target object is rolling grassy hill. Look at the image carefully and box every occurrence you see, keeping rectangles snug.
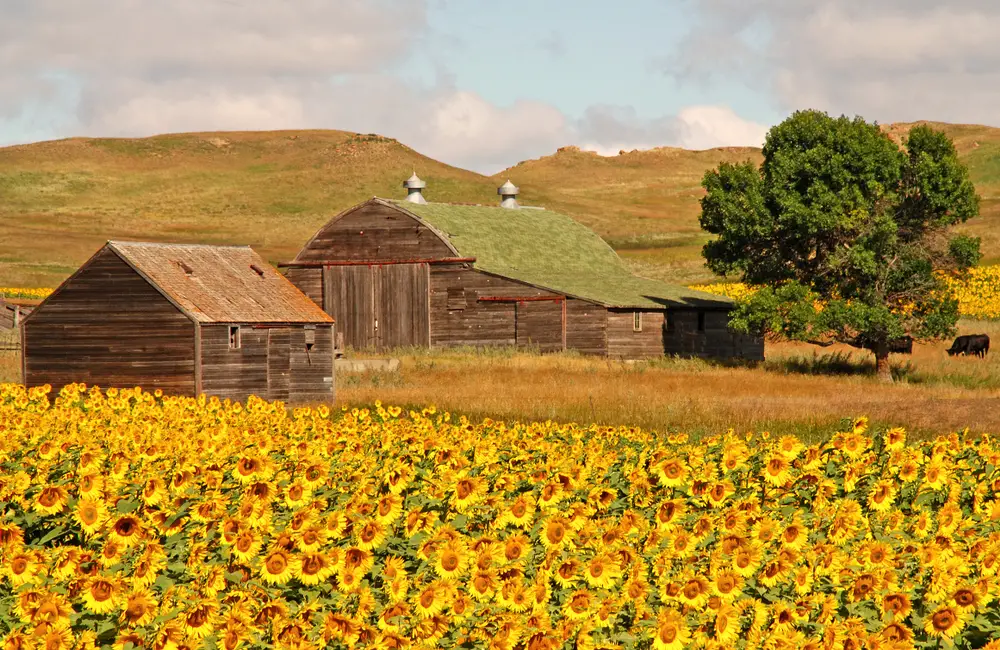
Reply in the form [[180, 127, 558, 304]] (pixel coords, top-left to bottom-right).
[[2, 121, 999, 288]]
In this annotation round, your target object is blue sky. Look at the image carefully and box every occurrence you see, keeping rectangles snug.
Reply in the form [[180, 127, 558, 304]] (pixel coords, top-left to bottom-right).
[[1, 1, 998, 173]]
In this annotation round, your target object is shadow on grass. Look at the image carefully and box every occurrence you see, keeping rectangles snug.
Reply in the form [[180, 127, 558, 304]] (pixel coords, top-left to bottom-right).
[[764, 351, 915, 381]]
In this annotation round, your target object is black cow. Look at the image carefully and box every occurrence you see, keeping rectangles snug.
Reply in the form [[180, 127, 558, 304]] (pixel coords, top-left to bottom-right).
[[947, 334, 990, 358]]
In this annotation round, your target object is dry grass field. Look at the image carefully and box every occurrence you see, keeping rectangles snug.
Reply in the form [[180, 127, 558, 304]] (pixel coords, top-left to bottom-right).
[[2, 121, 999, 287], [4, 320, 999, 438]]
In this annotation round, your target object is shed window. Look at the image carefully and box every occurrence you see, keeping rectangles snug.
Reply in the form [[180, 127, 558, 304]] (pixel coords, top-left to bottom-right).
[[447, 287, 467, 311], [229, 326, 241, 350], [633, 312, 642, 332], [697, 311, 706, 332], [305, 326, 316, 351]]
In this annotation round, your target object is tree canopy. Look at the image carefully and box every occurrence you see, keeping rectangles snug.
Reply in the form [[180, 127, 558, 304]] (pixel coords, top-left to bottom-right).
[[699, 110, 980, 381]]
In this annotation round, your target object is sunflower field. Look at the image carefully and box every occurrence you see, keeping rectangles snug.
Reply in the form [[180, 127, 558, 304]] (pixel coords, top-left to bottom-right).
[[691, 265, 1000, 321], [2, 382, 1000, 650], [0, 288, 53, 301]]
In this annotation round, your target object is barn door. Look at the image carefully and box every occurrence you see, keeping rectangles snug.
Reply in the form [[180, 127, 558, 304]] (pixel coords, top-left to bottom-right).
[[267, 328, 291, 402], [324, 266, 376, 350], [514, 300, 565, 352], [373, 263, 430, 351]]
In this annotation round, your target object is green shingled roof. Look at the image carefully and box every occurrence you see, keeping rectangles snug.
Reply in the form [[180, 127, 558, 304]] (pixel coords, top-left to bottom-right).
[[389, 200, 732, 309]]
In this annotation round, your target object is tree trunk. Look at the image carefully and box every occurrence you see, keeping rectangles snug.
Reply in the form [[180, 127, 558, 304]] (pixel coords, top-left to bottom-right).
[[874, 344, 893, 383]]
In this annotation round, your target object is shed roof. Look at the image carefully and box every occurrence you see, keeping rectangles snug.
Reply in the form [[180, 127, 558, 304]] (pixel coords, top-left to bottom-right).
[[108, 241, 332, 324], [385, 200, 731, 309]]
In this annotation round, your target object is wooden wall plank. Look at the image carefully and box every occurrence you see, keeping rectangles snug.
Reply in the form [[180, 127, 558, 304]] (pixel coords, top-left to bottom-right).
[[297, 204, 454, 263], [289, 326, 336, 404], [284, 268, 323, 308], [23, 249, 196, 395], [565, 299, 607, 356], [607, 310, 666, 359], [515, 301, 564, 352]]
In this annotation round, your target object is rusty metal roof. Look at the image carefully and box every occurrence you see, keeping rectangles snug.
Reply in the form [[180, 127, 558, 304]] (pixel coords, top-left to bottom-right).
[[108, 241, 333, 324]]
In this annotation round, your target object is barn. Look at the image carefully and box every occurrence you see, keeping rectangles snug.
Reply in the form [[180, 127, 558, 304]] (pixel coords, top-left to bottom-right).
[[283, 176, 763, 361], [21, 241, 335, 403]]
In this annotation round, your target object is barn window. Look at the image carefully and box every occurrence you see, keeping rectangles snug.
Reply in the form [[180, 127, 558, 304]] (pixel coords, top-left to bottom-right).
[[229, 326, 241, 350], [633, 312, 642, 332], [697, 311, 706, 332], [447, 287, 467, 311], [305, 326, 316, 351]]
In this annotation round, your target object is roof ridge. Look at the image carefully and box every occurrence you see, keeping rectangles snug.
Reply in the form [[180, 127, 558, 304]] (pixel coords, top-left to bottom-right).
[[109, 240, 252, 249]]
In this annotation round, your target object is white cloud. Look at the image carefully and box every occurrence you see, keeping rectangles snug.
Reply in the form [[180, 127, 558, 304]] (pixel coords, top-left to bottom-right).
[[0, 0, 770, 173], [674, 106, 768, 150], [672, 1, 1000, 126]]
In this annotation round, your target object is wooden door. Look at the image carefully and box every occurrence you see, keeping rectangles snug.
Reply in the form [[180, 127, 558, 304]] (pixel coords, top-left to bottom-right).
[[373, 263, 430, 350], [267, 328, 291, 402], [515, 300, 565, 352], [324, 266, 376, 350]]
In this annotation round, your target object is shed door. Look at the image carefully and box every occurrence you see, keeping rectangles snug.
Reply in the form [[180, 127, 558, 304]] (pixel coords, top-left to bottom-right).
[[267, 328, 291, 402], [374, 263, 430, 350], [324, 266, 376, 350], [515, 300, 565, 352]]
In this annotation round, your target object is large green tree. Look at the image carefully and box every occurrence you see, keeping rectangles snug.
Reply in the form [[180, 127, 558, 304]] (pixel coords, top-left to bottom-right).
[[699, 110, 980, 381]]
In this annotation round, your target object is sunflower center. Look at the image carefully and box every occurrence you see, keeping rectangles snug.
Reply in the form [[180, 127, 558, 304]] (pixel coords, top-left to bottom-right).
[[236, 535, 254, 552], [767, 459, 785, 474], [683, 581, 702, 599], [265, 554, 288, 574], [114, 519, 136, 536], [441, 552, 459, 571], [570, 595, 589, 613], [420, 590, 436, 608], [187, 607, 210, 627], [512, 501, 526, 518], [955, 590, 976, 606], [38, 488, 60, 507], [11, 557, 28, 574], [91, 582, 113, 601], [79, 506, 98, 525], [237, 458, 258, 475], [718, 577, 735, 593], [658, 626, 677, 643], [590, 563, 603, 577], [361, 525, 378, 543], [932, 610, 956, 630], [302, 555, 324, 575], [547, 523, 565, 543], [664, 463, 681, 479], [457, 480, 474, 500]]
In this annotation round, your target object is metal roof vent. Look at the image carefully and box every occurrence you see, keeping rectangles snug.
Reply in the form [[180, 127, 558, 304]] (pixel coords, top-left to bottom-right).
[[403, 172, 427, 204], [498, 180, 519, 209]]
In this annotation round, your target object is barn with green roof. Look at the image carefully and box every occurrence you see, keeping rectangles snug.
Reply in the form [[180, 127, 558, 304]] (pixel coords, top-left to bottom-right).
[[282, 176, 763, 360]]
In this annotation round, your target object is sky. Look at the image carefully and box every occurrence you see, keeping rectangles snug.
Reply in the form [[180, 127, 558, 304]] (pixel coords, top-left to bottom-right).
[[2, 0, 1000, 174]]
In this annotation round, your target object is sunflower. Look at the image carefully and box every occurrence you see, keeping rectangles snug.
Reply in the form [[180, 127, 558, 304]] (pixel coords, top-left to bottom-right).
[[73, 499, 108, 537], [713, 604, 741, 645], [652, 609, 691, 650], [120, 588, 157, 627], [260, 549, 294, 585], [34, 485, 68, 515], [952, 586, 980, 612], [107, 515, 143, 548], [295, 551, 337, 585], [705, 480, 735, 507], [284, 480, 312, 509], [540, 517, 571, 550], [780, 518, 808, 550], [677, 575, 710, 608], [377, 602, 410, 632], [231, 530, 263, 563], [414, 583, 447, 619], [502, 534, 530, 564], [141, 477, 167, 506], [5, 550, 40, 586], [375, 493, 403, 526], [732, 546, 761, 577], [184, 600, 220, 639], [453, 474, 486, 512], [343, 547, 375, 574], [553, 558, 581, 589], [654, 500, 685, 531], [469, 570, 498, 601], [36, 622, 73, 650], [297, 526, 328, 552], [922, 461, 949, 491], [562, 589, 594, 621], [355, 519, 387, 551], [762, 454, 792, 487], [82, 577, 123, 614], [326, 511, 349, 538], [653, 457, 689, 488], [583, 554, 622, 589], [498, 494, 536, 529], [434, 541, 470, 579], [710, 569, 743, 602], [923, 605, 967, 638], [337, 567, 363, 593]]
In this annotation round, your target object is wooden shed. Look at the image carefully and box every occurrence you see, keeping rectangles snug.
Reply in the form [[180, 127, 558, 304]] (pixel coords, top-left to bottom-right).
[[22, 241, 335, 403], [283, 179, 763, 361]]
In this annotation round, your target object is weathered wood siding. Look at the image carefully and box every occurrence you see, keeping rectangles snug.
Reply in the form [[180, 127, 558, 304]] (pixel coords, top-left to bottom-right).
[[607, 310, 666, 359], [430, 266, 562, 348], [284, 267, 323, 308], [565, 300, 607, 356], [23, 249, 196, 394], [323, 263, 429, 351], [200, 325, 268, 402], [515, 301, 564, 352], [202, 324, 335, 404], [288, 326, 335, 403], [297, 203, 454, 262], [664, 309, 765, 362]]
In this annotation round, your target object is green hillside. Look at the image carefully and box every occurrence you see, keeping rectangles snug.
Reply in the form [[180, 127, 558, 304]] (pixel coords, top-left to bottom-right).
[[1, 121, 999, 288]]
